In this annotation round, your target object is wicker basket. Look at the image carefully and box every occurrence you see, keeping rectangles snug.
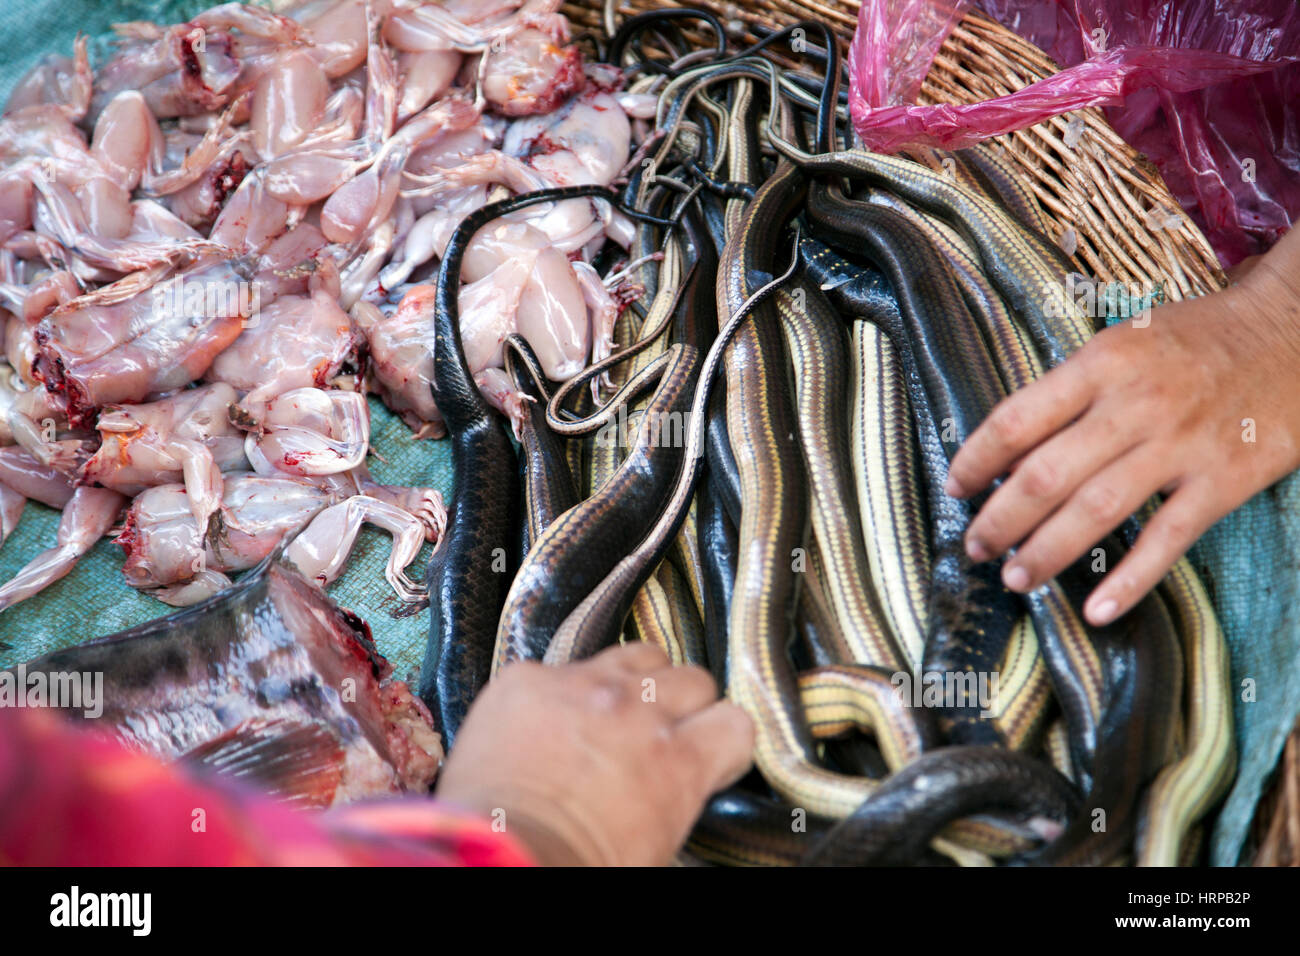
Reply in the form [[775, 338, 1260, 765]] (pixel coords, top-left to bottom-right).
[[564, 1, 1227, 299], [566, 0, 1297, 865]]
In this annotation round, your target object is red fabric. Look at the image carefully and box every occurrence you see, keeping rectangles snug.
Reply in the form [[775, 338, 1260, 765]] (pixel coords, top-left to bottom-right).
[[0, 707, 534, 867], [848, 0, 1300, 266], [983, 0, 1300, 266]]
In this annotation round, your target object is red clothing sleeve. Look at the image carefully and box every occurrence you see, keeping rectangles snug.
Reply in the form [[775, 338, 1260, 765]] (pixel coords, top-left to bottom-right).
[[0, 707, 534, 866]]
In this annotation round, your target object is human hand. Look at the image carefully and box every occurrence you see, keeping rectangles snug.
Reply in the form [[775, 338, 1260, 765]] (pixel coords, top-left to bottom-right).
[[946, 228, 1300, 626], [435, 643, 754, 866]]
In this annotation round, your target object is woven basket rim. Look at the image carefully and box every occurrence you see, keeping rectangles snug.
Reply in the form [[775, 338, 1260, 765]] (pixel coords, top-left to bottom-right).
[[565, 0, 1226, 297]]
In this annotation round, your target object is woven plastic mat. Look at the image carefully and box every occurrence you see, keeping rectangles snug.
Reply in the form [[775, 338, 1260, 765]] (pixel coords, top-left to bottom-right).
[[1191, 480, 1300, 864]]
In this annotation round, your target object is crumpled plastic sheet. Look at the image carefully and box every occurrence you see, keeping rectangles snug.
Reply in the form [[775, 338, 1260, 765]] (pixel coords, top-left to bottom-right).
[[850, 0, 1300, 266]]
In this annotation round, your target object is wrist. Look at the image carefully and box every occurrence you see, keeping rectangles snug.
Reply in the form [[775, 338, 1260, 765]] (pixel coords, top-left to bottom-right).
[[1225, 273, 1300, 364], [490, 806, 592, 867], [1235, 231, 1300, 339], [1220, 271, 1300, 474], [437, 781, 615, 866]]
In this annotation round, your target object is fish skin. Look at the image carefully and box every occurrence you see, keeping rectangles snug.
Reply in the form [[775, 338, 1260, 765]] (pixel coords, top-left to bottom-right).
[[9, 557, 442, 805]]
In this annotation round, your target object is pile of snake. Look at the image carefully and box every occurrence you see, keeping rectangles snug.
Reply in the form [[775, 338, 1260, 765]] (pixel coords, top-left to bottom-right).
[[419, 7, 1236, 866]]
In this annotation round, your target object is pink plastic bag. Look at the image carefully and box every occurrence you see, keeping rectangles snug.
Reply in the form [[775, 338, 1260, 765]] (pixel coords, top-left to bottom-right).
[[848, 0, 1300, 265]]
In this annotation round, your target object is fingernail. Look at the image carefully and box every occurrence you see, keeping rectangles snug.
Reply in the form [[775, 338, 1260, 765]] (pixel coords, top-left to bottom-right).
[[944, 476, 966, 497], [966, 536, 991, 561], [1089, 598, 1119, 626], [1003, 564, 1030, 591]]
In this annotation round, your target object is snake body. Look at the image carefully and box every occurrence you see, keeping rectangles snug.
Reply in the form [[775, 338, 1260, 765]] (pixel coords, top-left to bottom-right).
[[795, 542, 856, 669], [777, 278, 907, 671], [804, 747, 1080, 866], [696, 473, 737, 688], [689, 790, 828, 867], [422, 184, 676, 741], [659, 559, 708, 667], [990, 615, 1053, 752], [541, 208, 721, 663], [784, 146, 1092, 367], [721, 161, 850, 813], [715, 157, 1032, 863], [630, 572, 686, 664], [956, 143, 1077, 275], [807, 186, 1020, 742], [540, 344, 701, 663], [427, 36, 1238, 866], [1028, 545, 1183, 865], [1138, 556, 1236, 865], [849, 320, 930, 673], [500, 343, 698, 667], [799, 665, 938, 769], [421, 192, 544, 744], [506, 336, 578, 555]]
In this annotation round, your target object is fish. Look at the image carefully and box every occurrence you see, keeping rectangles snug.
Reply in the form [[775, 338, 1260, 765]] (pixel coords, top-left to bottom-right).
[[8, 556, 442, 807]]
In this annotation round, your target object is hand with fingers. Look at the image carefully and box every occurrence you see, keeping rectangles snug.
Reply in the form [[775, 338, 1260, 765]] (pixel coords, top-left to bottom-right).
[[436, 643, 755, 866], [948, 225, 1300, 627]]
